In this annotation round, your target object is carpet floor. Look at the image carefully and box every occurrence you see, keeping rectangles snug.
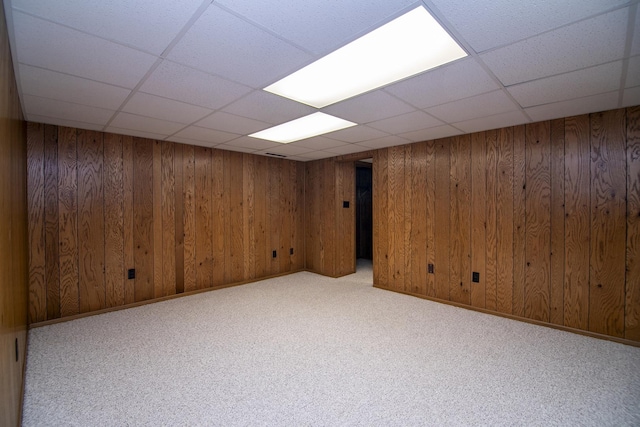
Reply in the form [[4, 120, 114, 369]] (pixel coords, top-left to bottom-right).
[[22, 260, 640, 426]]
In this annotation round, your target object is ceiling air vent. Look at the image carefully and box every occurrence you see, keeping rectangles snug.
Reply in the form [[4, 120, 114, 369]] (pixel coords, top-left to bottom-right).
[[265, 153, 287, 158]]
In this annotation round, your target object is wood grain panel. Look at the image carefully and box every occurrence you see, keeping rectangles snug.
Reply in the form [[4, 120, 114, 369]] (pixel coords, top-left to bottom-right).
[[182, 145, 196, 292], [525, 122, 551, 322], [195, 146, 213, 289], [161, 141, 176, 297], [626, 106, 640, 341], [496, 128, 513, 314], [122, 135, 135, 305], [373, 149, 389, 286], [27, 122, 45, 322], [254, 155, 268, 278], [228, 151, 244, 282], [424, 141, 436, 298], [589, 109, 626, 337], [292, 162, 305, 270], [470, 132, 486, 308], [434, 139, 450, 300], [410, 142, 427, 295], [153, 141, 163, 298], [321, 159, 336, 276], [174, 143, 184, 294], [212, 149, 225, 286], [403, 146, 412, 292], [549, 119, 565, 325], [57, 127, 79, 317], [104, 133, 124, 308], [43, 125, 60, 319], [280, 161, 292, 274], [485, 130, 498, 311], [512, 125, 526, 317], [563, 115, 590, 330], [336, 161, 355, 276], [389, 146, 405, 290], [133, 138, 154, 302], [243, 154, 256, 279], [449, 135, 471, 305]]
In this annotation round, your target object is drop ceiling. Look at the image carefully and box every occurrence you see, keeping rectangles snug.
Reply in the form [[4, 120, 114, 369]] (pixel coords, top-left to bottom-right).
[[4, 0, 639, 161]]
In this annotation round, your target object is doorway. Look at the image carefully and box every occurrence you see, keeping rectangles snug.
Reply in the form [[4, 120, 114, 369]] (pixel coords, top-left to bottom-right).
[[355, 160, 373, 261]]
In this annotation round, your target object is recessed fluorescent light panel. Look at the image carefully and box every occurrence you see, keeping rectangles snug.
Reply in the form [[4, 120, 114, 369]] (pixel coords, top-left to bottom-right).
[[249, 112, 356, 143], [264, 6, 467, 108]]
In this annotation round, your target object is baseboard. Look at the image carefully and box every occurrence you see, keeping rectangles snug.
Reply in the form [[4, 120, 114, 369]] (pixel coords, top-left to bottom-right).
[[373, 285, 640, 348]]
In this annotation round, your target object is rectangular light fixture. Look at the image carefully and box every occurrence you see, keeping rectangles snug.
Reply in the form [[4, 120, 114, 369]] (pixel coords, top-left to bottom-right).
[[264, 6, 467, 108], [249, 112, 356, 143]]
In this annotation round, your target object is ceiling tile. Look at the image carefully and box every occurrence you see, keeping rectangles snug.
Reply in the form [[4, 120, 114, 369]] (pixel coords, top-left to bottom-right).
[[223, 136, 280, 150], [215, 144, 257, 154], [222, 90, 315, 124], [23, 94, 115, 126], [165, 137, 217, 148], [623, 86, 640, 107], [28, 114, 104, 132], [367, 111, 442, 134], [384, 58, 499, 109], [632, 9, 640, 56], [216, 0, 416, 55], [122, 92, 212, 124], [481, 8, 628, 86], [172, 126, 239, 145], [12, 0, 205, 55], [626, 55, 640, 88], [398, 125, 462, 142], [19, 64, 131, 110], [429, 0, 629, 52], [110, 112, 185, 135], [524, 91, 619, 122], [256, 144, 314, 156], [356, 135, 411, 149], [453, 111, 529, 134], [140, 61, 252, 110], [291, 136, 353, 150], [168, 5, 312, 88], [295, 150, 335, 160], [195, 112, 271, 135], [13, 12, 157, 89], [322, 90, 415, 123], [425, 90, 519, 123], [507, 61, 623, 108], [323, 125, 388, 143], [105, 126, 167, 140], [325, 143, 373, 155]]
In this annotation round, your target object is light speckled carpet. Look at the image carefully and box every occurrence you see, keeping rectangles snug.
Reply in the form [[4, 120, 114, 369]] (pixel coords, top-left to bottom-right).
[[22, 260, 640, 426]]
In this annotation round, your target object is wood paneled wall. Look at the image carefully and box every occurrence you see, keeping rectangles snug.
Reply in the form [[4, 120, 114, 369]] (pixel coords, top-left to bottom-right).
[[26, 124, 305, 322], [374, 107, 640, 342], [305, 159, 355, 277], [1, 1, 28, 425]]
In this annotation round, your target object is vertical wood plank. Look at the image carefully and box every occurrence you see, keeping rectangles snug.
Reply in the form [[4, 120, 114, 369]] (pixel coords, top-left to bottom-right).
[[280, 161, 292, 274], [496, 128, 513, 314], [525, 122, 551, 322], [212, 149, 225, 286], [122, 135, 135, 305], [174, 143, 185, 294], [133, 138, 154, 302], [182, 145, 196, 292], [626, 106, 640, 341], [424, 141, 436, 298], [161, 141, 176, 297], [388, 146, 405, 290], [485, 130, 498, 311], [411, 142, 427, 295], [471, 132, 487, 308], [195, 146, 213, 289], [564, 115, 590, 330], [321, 159, 336, 276], [103, 133, 124, 308], [43, 125, 60, 319], [254, 155, 267, 278], [512, 125, 526, 317], [27, 122, 45, 322], [550, 119, 565, 325], [403, 146, 412, 291], [243, 154, 256, 279], [373, 149, 389, 286], [450, 136, 471, 305], [152, 141, 163, 298], [434, 139, 450, 300], [293, 162, 305, 270], [228, 151, 244, 282], [589, 109, 626, 337], [57, 128, 77, 315], [335, 161, 355, 276]]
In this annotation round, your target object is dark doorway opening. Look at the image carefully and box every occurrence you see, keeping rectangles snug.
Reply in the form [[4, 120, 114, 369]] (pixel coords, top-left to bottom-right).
[[356, 161, 373, 260]]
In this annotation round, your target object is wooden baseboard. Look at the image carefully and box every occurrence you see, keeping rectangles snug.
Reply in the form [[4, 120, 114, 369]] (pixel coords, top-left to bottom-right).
[[373, 285, 640, 348], [29, 269, 306, 329]]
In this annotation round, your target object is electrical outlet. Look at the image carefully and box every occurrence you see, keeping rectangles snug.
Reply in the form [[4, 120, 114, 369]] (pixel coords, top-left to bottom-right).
[[343, 201, 350, 208], [472, 272, 480, 283], [428, 264, 434, 274], [290, 248, 294, 255], [272, 250, 277, 258], [127, 269, 135, 280]]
